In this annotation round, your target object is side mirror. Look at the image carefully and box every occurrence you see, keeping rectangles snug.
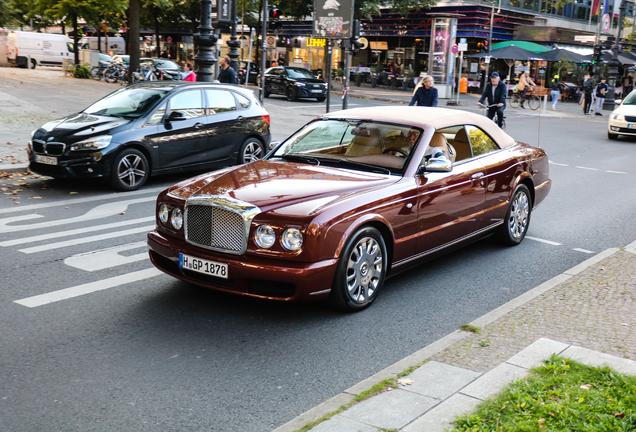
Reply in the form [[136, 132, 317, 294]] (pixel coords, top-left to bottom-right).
[[423, 157, 452, 173], [615, 99, 622, 105], [268, 141, 281, 150], [167, 111, 186, 122]]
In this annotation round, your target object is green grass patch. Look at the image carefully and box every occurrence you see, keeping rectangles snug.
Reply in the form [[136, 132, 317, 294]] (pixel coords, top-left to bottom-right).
[[452, 355, 636, 431], [460, 324, 481, 334]]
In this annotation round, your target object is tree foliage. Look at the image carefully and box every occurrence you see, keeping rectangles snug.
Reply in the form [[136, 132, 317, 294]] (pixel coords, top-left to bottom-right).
[[274, 0, 436, 21]]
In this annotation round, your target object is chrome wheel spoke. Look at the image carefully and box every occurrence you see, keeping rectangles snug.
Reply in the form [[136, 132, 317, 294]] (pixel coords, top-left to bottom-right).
[[118, 155, 146, 187], [345, 237, 383, 303], [509, 192, 529, 239]]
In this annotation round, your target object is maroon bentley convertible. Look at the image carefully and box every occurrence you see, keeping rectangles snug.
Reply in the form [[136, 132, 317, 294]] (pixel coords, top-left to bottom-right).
[[147, 106, 551, 311]]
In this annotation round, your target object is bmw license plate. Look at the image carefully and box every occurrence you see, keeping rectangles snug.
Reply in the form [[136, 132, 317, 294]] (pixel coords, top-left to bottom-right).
[[311, 89, 322, 93], [179, 253, 228, 279], [35, 154, 57, 165]]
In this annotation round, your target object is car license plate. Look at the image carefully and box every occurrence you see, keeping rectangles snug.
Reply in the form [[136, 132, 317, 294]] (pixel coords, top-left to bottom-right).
[[179, 253, 228, 279], [35, 154, 57, 165], [311, 89, 322, 93], [629, 124, 636, 129]]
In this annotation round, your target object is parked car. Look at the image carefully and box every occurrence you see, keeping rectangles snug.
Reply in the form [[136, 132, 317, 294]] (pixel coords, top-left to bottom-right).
[[111, 55, 130, 66], [608, 90, 636, 139], [28, 82, 271, 191], [147, 106, 551, 311], [141, 58, 182, 80], [99, 53, 113, 63], [262, 66, 328, 102], [238, 61, 259, 84], [78, 36, 126, 55], [7, 31, 73, 69]]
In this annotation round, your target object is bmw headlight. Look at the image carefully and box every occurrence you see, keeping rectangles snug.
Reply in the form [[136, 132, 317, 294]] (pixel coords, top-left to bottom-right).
[[254, 224, 275, 249], [158, 203, 169, 224], [295, 82, 306, 87], [281, 228, 303, 251], [70, 135, 112, 151], [612, 113, 625, 121], [170, 208, 183, 230]]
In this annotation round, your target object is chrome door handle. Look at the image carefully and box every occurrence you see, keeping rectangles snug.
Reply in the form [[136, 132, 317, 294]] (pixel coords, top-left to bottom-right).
[[237, 116, 245, 121], [471, 172, 484, 180], [194, 123, 203, 129]]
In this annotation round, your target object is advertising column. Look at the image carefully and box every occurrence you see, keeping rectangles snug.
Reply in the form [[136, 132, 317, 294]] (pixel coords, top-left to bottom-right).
[[428, 16, 457, 99]]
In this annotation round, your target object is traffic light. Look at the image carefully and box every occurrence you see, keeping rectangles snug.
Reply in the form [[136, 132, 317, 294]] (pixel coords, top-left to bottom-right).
[[592, 44, 602, 64], [352, 38, 365, 52], [353, 19, 361, 38], [268, 5, 280, 20]]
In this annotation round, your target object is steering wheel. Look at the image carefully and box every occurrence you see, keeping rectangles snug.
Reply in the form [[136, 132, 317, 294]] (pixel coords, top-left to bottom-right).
[[383, 147, 408, 157]]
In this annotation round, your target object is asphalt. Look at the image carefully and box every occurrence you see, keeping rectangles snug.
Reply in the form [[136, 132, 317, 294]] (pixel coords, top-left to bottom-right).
[[2, 68, 630, 432]]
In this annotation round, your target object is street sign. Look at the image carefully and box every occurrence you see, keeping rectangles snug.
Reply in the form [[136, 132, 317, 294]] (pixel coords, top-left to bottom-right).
[[451, 45, 459, 55], [166, 36, 172, 43], [212, 0, 231, 23], [458, 43, 468, 51], [484, 56, 491, 64], [313, 0, 355, 38], [574, 35, 596, 42], [460, 38, 467, 44], [266, 35, 276, 49]]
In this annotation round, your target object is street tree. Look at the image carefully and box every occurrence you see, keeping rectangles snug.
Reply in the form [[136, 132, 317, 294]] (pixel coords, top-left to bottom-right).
[[141, 0, 174, 58]]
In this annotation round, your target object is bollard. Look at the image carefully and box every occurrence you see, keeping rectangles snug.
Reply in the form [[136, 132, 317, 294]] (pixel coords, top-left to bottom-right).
[[27, 55, 31, 69], [542, 92, 548, 115]]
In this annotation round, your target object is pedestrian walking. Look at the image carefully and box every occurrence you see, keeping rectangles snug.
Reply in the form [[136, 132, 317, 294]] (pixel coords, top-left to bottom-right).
[[408, 76, 438, 107], [622, 73, 633, 97], [181, 62, 196, 82], [550, 75, 562, 111], [517, 71, 536, 109], [477, 71, 506, 127], [594, 77, 608, 116], [218, 57, 238, 84], [276, 53, 287, 67], [582, 74, 594, 115]]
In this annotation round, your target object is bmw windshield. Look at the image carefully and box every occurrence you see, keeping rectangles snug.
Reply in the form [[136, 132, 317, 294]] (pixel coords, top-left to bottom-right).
[[83, 88, 169, 118]]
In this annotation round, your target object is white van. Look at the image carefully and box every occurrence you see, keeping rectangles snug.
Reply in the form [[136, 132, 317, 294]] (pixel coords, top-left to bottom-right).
[[78, 37, 125, 54], [7, 31, 73, 68]]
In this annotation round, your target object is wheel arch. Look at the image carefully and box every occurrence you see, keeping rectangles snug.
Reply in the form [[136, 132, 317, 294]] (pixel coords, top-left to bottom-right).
[[333, 215, 395, 271], [519, 176, 535, 206], [114, 142, 153, 173]]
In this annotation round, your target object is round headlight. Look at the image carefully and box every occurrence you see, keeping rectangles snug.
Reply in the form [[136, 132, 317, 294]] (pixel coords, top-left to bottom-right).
[[158, 203, 169, 224], [254, 224, 275, 249], [281, 228, 303, 251], [171, 208, 183, 230]]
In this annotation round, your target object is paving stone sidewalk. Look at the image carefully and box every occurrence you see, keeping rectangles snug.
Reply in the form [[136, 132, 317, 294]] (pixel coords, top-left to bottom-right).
[[275, 244, 636, 431]]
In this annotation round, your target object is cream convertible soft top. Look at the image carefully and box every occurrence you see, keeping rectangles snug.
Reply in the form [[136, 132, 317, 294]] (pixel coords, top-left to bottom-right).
[[322, 106, 516, 149]]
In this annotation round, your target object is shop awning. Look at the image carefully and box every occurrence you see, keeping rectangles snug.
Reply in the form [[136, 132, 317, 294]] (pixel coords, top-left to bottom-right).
[[468, 46, 546, 61], [542, 48, 588, 63], [490, 41, 551, 53]]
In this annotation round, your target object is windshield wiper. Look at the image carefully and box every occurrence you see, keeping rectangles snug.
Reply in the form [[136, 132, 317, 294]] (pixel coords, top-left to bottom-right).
[[332, 159, 392, 175], [279, 154, 321, 165]]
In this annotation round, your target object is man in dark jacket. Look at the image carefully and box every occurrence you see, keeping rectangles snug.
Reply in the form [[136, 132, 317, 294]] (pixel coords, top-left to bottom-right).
[[478, 72, 506, 127], [409, 76, 438, 107], [582, 74, 594, 115], [218, 57, 238, 84]]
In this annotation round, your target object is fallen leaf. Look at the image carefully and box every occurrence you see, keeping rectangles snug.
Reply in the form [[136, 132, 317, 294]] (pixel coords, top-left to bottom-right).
[[14, 202, 19, 205], [31, 196, 42, 199], [548, 413, 555, 417], [580, 384, 592, 390], [538, 418, 545, 428], [621, 323, 629, 326], [397, 378, 413, 386], [613, 412, 625, 419], [119, 212, 125, 215], [70, 192, 78, 194]]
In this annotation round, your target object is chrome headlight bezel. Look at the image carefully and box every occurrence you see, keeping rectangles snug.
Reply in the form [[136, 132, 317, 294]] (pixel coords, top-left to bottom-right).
[[158, 203, 169, 224], [295, 81, 306, 87], [70, 135, 113, 151], [281, 228, 303, 251], [254, 224, 276, 249], [170, 208, 183, 230]]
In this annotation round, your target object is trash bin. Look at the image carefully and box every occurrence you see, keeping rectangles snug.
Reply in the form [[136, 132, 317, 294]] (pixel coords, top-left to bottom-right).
[[460, 77, 468, 94]]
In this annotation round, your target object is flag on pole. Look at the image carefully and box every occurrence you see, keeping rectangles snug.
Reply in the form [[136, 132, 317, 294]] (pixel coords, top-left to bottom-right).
[[592, 0, 601, 16], [603, 0, 610, 15]]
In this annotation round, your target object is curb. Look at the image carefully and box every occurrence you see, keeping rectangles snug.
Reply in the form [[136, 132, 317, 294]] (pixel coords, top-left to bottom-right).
[[0, 163, 29, 174], [272, 246, 623, 432]]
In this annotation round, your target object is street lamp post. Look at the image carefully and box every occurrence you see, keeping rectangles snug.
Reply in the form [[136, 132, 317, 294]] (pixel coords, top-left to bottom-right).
[[604, 0, 627, 110], [194, 0, 218, 82], [227, 0, 240, 72]]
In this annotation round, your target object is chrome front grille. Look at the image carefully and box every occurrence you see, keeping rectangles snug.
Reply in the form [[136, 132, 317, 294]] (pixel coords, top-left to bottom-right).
[[185, 196, 261, 255], [32, 139, 66, 156]]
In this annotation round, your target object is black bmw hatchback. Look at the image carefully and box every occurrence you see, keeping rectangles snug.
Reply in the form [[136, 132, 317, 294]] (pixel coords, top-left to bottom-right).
[[263, 67, 327, 102], [28, 82, 271, 191]]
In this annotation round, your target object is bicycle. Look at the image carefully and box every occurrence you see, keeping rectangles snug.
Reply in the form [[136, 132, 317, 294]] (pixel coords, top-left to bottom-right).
[[509, 87, 540, 110], [477, 103, 507, 131], [91, 60, 110, 81], [132, 64, 157, 83], [104, 63, 129, 85]]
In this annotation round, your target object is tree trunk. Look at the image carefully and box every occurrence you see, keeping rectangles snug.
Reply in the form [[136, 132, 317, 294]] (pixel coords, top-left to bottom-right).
[[72, 13, 79, 66], [155, 11, 161, 58], [97, 25, 102, 52], [129, 0, 141, 83]]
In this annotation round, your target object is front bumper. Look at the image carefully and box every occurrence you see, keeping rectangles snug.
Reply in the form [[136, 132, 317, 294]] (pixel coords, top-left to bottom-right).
[[27, 146, 115, 179], [608, 118, 636, 135], [297, 86, 328, 98], [147, 230, 338, 302]]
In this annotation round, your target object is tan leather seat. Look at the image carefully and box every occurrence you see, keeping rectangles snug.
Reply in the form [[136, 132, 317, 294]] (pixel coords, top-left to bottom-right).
[[429, 133, 456, 162], [451, 128, 473, 161], [346, 128, 382, 156]]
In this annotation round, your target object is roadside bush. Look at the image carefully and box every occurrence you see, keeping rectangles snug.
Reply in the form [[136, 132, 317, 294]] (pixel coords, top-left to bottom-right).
[[69, 63, 92, 79]]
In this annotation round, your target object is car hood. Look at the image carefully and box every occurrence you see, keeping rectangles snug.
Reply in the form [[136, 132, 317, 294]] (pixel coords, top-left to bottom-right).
[[612, 103, 636, 116], [35, 113, 132, 143], [168, 159, 398, 218]]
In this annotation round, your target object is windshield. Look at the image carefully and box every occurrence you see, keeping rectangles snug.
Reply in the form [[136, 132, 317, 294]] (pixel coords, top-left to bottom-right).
[[153, 59, 179, 69], [84, 87, 169, 118], [269, 119, 423, 175], [623, 91, 636, 105], [286, 68, 315, 79]]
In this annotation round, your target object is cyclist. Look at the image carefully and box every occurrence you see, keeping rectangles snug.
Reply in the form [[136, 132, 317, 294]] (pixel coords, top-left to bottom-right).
[[518, 71, 536, 109], [477, 72, 506, 128]]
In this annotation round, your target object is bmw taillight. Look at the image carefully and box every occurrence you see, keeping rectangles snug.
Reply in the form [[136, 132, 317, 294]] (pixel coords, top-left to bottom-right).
[[261, 115, 270, 124]]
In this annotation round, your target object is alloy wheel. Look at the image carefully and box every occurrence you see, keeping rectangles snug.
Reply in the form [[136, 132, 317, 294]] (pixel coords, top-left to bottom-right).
[[345, 236, 383, 303], [118, 153, 147, 188], [508, 190, 529, 240]]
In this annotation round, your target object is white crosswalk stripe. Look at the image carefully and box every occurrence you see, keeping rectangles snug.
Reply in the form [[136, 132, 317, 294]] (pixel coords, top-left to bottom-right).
[[64, 242, 148, 271]]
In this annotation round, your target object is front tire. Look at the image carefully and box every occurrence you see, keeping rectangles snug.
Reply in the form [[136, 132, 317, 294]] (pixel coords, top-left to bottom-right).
[[509, 94, 520, 108], [494, 184, 532, 246], [316, 97, 326, 102], [238, 138, 264, 164], [286, 86, 298, 101], [329, 227, 387, 312], [608, 131, 619, 140], [110, 148, 149, 191], [528, 95, 541, 110]]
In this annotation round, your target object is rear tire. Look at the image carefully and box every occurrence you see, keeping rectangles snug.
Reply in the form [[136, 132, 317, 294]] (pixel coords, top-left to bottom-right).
[[528, 95, 540, 110], [238, 138, 264, 164], [509, 94, 520, 108], [608, 131, 619, 140], [329, 226, 387, 312], [493, 184, 532, 246], [91, 67, 102, 81]]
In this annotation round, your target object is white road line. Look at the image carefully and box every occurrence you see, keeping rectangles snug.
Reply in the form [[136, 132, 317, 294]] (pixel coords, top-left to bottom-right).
[[525, 236, 562, 246], [0, 187, 164, 215], [0, 216, 155, 247], [573, 248, 595, 254], [607, 170, 628, 174], [0, 197, 155, 233], [548, 161, 569, 166], [575, 166, 598, 171], [64, 242, 148, 271], [18, 225, 155, 254], [14, 268, 163, 308]]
